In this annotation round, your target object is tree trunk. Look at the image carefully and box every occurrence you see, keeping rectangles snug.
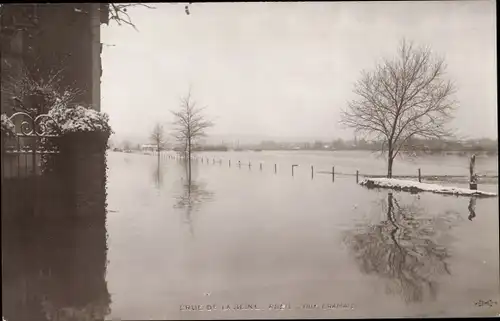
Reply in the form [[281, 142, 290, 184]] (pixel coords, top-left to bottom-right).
[[387, 149, 394, 178], [187, 137, 192, 181]]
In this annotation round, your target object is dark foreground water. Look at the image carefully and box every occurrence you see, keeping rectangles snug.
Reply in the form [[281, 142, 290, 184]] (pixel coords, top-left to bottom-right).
[[2, 151, 499, 319]]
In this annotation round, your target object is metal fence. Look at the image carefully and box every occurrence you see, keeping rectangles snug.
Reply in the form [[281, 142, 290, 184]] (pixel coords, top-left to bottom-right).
[[1, 112, 64, 219]]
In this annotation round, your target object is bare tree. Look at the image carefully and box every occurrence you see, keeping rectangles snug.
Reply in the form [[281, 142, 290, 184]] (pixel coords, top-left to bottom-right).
[[171, 89, 214, 179], [150, 122, 166, 159], [340, 39, 457, 178]]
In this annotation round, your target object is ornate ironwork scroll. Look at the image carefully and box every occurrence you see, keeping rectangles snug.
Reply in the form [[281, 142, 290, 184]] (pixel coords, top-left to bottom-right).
[[8, 112, 61, 137]]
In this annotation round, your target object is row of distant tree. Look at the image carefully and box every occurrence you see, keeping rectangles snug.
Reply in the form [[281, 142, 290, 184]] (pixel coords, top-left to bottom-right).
[[240, 137, 496, 153], [112, 137, 497, 154]]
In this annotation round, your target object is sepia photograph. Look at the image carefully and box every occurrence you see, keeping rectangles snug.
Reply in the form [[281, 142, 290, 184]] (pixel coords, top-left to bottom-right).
[[1, 1, 498, 320]]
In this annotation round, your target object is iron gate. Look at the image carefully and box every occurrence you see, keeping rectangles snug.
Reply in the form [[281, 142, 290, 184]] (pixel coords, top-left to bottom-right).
[[1, 111, 66, 219]]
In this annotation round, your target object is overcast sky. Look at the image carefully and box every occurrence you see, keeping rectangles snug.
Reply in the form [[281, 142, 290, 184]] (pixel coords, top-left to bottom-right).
[[101, 1, 497, 143]]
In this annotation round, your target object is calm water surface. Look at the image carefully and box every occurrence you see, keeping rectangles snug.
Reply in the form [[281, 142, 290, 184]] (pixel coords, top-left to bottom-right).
[[2, 151, 499, 319]]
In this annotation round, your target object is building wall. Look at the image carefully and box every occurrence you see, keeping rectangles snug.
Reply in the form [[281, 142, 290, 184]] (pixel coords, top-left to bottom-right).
[[1, 4, 104, 177], [90, 3, 101, 111], [23, 4, 94, 108], [0, 29, 24, 116], [1, 4, 103, 114]]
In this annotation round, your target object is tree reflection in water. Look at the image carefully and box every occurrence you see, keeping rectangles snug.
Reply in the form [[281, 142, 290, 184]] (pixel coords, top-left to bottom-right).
[[344, 193, 460, 303], [2, 216, 110, 321], [468, 196, 477, 221], [173, 159, 214, 236], [152, 158, 164, 190]]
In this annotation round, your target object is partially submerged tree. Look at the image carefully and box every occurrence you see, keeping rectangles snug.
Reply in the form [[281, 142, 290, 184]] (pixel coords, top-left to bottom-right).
[[150, 122, 166, 158], [340, 39, 457, 178], [171, 90, 214, 179]]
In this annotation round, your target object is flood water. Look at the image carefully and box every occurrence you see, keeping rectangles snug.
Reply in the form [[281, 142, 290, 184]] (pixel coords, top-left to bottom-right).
[[2, 151, 499, 319]]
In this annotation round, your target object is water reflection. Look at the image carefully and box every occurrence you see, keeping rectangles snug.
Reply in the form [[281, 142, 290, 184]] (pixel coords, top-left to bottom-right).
[[468, 197, 477, 221], [152, 159, 164, 190], [344, 193, 459, 303], [174, 160, 214, 236], [1, 216, 110, 321]]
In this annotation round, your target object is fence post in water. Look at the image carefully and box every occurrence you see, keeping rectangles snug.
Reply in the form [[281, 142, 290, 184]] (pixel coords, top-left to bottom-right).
[[238, 161, 241, 168], [260, 162, 262, 171], [229, 159, 231, 167], [201, 157, 203, 163], [274, 164, 277, 174], [292, 164, 298, 176], [213, 158, 215, 164], [311, 165, 314, 179], [418, 168, 421, 183], [356, 170, 359, 183], [469, 154, 477, 190], [332, 166, 335, 182], [248, 162, 251, 169]]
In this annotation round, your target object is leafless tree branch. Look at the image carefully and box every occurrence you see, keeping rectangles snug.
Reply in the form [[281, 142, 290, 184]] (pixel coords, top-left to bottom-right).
[[107, 3, 156, 31], [150, 122, 166, 152], [171, 89, 214, 178], [1, 64, 80, 115], [340, 39, 457, 178]]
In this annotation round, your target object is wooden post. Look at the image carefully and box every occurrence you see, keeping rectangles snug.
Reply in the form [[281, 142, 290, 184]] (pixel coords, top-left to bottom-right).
[[292, 164, 298, 176], [274, 164, 277, 174], [311, 165, 314, 179], [229, 159, 231, 167], [418, 168, 421, 183], [356, 170, 359, 183], [260, 163, 262, 170], [238, 161, 241, 168], [201, 158, 203, 163], [469, 154, 477, 190], [213, 158, 215, 164], [248, 162, 251, 169], [332, 166, 335, 182]]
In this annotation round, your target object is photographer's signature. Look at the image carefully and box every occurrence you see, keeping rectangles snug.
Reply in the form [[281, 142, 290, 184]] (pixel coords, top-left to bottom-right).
[[474, 299, 498, 308]]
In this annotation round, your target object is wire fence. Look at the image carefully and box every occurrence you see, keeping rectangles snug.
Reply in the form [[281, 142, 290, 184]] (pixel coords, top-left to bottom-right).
[[138, 150, 498, 185]]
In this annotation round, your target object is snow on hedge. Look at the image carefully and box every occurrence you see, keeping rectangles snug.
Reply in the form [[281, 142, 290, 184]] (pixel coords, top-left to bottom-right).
[[1, 113, 16, 137], [47, 105, 113, 135], [360, 177, 497, 197]]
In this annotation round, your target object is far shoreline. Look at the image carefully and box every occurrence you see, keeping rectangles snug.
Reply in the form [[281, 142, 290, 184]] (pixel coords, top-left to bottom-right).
[[196, 149, 498, 156]]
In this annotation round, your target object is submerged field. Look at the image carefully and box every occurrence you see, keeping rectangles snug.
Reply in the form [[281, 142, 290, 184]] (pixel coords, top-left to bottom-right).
[[2, 150, 499, 319]]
